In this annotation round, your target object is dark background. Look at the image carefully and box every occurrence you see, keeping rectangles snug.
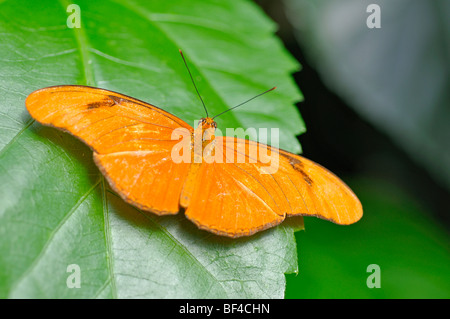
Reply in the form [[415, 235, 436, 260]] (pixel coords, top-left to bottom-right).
[[256, 0, 449, 228], [255, 0, 450, 299]]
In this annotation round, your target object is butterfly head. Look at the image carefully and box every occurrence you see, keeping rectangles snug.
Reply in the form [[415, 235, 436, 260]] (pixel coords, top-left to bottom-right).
[[199, 117, 217, 130], [196, 117, 217, 142]]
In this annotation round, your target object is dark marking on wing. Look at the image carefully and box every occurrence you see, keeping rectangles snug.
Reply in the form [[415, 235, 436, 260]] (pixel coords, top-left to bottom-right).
[[285, 155, 304, 168], [281, 153, 313, 186], [87, 97, 116, 109], [300, 170, 313, 186]]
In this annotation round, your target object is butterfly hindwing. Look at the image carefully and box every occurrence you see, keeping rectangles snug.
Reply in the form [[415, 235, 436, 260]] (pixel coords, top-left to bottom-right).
[[184, 137, 362, 237]]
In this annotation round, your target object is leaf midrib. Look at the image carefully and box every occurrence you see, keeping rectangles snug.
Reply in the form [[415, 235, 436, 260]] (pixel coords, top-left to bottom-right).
[[2, 0, 292, 299], [8, 178, 102, 297], [100, 178, 117, 298], [56, 0, 118, 297], [60, 0, 229, 298], [113, 0, 243, 128], [58, 0, 95, 86]]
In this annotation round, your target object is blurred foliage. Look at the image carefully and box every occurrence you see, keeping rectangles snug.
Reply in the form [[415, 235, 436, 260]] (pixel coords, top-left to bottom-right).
[[255, 0, 450, 298], [285, 0, 450, 192], [286, 178, 450, 298]]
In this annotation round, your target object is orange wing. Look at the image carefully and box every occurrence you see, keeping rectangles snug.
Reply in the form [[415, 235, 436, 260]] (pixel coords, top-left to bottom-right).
[[183, 137, 362, 237], [26, 85, 192, 215]]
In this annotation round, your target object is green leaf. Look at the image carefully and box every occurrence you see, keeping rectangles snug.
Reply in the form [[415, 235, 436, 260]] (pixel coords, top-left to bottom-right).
[[0, 0, 304, 298], [286, 178, 450, 298], [285, 0, 450, 191]]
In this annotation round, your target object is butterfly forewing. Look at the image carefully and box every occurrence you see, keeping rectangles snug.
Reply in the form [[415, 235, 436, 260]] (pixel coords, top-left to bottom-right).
[[26, 85, 192, 215]]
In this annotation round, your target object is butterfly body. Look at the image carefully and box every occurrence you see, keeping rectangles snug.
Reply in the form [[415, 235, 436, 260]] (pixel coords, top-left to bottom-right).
[[26, 85, 362, 238]]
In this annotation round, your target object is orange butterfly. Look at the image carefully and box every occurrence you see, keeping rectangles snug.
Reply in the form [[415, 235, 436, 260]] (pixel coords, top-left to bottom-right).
[[25, 53, 362, 238]]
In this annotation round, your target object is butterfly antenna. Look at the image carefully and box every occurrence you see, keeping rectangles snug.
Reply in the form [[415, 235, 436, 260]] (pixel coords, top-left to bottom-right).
[[212, 86, 276, 119], [179, 50, 209, 117]]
